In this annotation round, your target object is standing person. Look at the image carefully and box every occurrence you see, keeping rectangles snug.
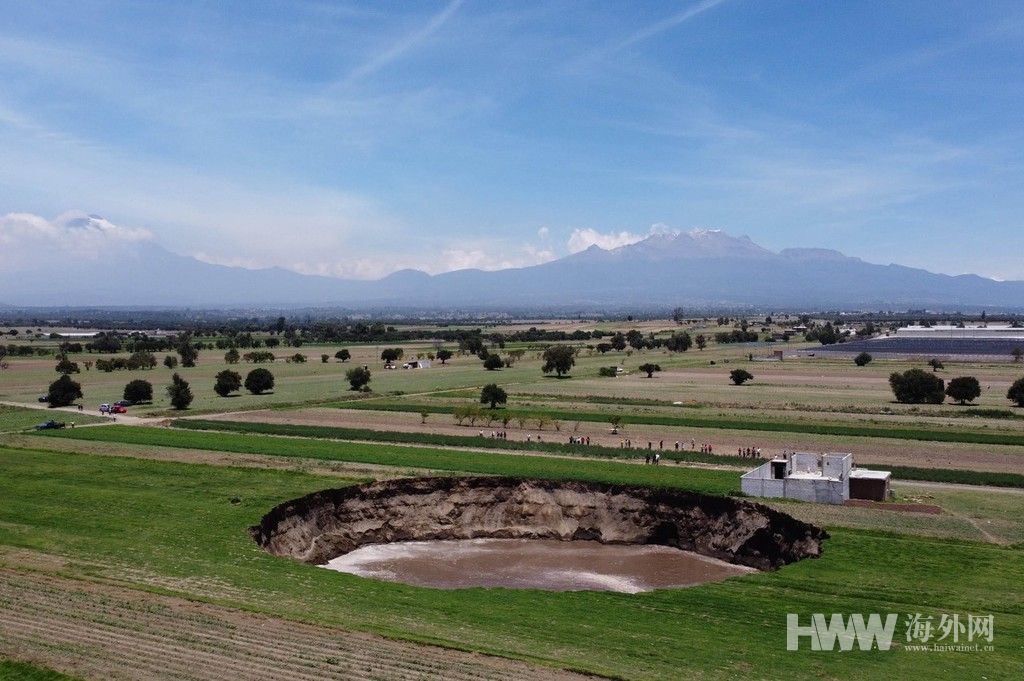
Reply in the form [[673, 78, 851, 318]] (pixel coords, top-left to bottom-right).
[[654, 453, 660, 465], [691, 438, 696, 450], [645, 453, 651, 465], [674, 441, 679, 451], [659, 440, 663, 450]]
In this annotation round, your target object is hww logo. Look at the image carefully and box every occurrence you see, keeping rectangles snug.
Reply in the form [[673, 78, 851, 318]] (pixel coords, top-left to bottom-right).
[[787, 614, 898, 651]]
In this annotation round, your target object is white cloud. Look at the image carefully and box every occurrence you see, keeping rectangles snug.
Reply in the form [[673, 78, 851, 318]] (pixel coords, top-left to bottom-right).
[[537, 226, 550, 240], [0, 211, 152, 269], [567, 223, 678, 253]]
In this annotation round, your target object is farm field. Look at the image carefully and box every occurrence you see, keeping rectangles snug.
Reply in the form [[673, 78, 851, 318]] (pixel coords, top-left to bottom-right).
[[190, 407, 1024, 480], [0, 437, 1022, 680], [3, 321, 1024, 679]]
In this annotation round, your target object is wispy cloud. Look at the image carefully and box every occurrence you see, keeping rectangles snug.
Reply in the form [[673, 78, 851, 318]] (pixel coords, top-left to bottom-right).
[[611, 0, 730, 53], [339, 0, 464, 86]]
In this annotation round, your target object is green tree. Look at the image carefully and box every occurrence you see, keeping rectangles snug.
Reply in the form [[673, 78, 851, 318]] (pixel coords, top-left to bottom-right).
[[610, 333, 627, 351], [244, 368, 275, 394], [665, 333, 692, 352], [320, 354, 330, 363], [889, 369, 945, 404], [1007, 377, 1024, 407], [224, 348, 240, 364], [945, 376, 981, 405], [55, 356, 80, 374], [928, 358, 944, 372], [214, 370, 242, 397], [483, 354, 503, 370], [1013, 347, 1023, 363], [541, 345, 576, 377], [176, 334, 199, 367], [163, 355, 178, 369], [381, 348, 403, 365], [46, 374, 82, 407], [346, 366, 372, 391], [290, 353, 306, 363], [480, 383, 508, 409], [730, 368, 754, 385], [695, 334, 707, 350], [638, 362, 661, 378], [854, 352, 873, 367], [334, 349, 351, 362], [123, 379, 153, 404], [166, 373, 193, 410]]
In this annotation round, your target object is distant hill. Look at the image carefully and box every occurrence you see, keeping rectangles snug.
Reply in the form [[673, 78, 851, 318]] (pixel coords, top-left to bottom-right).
[[4, 227, 1023, 310]]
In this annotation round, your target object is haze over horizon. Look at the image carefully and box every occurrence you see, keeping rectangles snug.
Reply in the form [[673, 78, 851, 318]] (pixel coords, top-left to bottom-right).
[[3, 1, 1024, 281]]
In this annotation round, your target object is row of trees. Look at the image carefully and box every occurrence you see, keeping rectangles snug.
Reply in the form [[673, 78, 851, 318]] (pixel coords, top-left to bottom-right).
[[887, 368, 1024, 406]]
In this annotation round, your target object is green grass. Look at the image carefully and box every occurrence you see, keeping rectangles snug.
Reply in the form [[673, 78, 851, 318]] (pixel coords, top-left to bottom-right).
[[36, 426, 740, 496], [0, 660, 79, 681], [1, 445, 1022, 680], [336, 400, 1024, 448], [172, 418, 1024, 488], [0, 405, 104, 433]]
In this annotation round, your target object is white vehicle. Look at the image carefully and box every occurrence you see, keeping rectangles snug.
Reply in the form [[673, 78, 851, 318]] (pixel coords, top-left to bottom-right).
[[99, 403, 111, 413]]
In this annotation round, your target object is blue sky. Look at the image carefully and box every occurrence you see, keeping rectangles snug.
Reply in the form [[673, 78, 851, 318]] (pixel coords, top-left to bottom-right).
[[1, 0, 1023, 279]]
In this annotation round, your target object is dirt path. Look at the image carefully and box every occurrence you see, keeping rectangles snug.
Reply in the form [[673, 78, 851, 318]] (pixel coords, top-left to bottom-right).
[[0, 400, 163, 427], [0, 569, 593, 681], [207, 407, 1024, 474]]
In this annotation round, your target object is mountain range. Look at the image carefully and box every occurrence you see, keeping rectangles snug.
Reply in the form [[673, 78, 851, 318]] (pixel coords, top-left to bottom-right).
[[4, 226, 1023, 310]]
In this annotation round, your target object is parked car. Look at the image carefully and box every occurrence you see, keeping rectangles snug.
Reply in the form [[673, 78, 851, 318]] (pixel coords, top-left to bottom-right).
[[110, 404, 127, 414], [34, 420, 65, 430], [37, 395, 49, 403], [99, 403, 111, 413], [114, 400, 133, 407]]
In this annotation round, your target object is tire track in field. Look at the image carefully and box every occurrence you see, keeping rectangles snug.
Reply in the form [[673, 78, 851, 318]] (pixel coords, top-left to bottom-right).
[[0, 569, 595, 681]]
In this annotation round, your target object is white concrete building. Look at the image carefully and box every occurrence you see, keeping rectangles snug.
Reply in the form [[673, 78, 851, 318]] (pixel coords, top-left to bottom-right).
[[741, 453, 891, 505]]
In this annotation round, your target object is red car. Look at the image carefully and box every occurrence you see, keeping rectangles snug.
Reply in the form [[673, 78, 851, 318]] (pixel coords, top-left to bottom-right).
[[110, 404, 127, 414]]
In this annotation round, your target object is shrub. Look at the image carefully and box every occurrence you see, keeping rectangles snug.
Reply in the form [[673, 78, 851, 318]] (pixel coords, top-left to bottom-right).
[[321, 354, 329, 363], [55, 356, 80, 374], [46, 374, 83, 407], [889, 368, 945, 404], [289, 353, 306, 363], [224, 348, 240, 364], [214, 370, 242, 397], [854, 352, 872, 367], [598, 366, 618, 377], [123, 379, 153, 404], [638, 363, 661, 378], [483, 354, 503, 371], [945, 376, 981, 405], [730, 369, 754, 385], [244, 368, 275, 394], [334, 349, 351, 362], [1008, 377, 1024, 407]]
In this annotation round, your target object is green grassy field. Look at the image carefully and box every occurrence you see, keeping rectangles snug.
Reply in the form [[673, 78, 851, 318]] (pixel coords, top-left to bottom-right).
[[0, 405, 104, 433], [36, 426, 741, 496], [0, 660, 80, 681], [1, 444, 1021, 679]]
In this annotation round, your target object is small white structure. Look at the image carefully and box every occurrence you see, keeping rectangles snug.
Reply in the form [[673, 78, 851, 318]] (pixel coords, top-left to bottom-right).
[[402, 359, 432, 369], [741, 453, 891, 505]]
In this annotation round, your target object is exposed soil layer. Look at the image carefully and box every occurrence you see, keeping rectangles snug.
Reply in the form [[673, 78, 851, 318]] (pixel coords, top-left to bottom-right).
[[251, 477, 828, 571]]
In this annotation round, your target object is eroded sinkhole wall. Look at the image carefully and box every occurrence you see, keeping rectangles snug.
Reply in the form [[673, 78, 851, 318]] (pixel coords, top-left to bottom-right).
[[250, 477, 828, 571]]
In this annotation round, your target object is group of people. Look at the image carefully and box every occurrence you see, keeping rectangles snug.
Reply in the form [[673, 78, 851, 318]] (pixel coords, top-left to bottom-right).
[[567, 436, 591, 445], [738, 446, 763, 458], [481, 431, 509, 440], [644, 452, 662, 465]]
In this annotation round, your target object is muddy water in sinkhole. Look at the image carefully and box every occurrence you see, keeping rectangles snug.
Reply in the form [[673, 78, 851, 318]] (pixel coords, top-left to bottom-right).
[[320, 538, 755, 593]]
